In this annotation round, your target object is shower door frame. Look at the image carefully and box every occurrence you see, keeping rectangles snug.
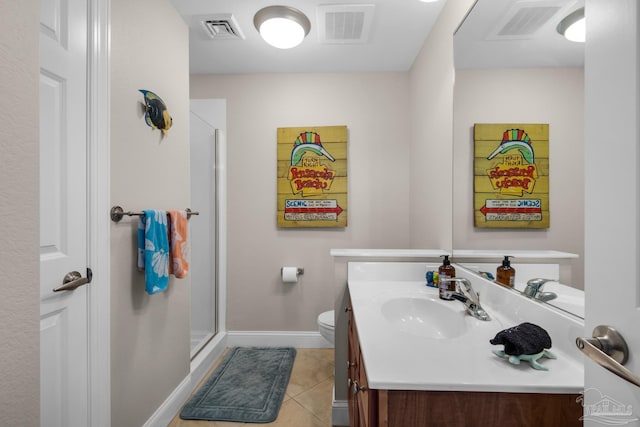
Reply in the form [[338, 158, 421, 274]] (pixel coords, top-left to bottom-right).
[[189, 100, 226, 359]]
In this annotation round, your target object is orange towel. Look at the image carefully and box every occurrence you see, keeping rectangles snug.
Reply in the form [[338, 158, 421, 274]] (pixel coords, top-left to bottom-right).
[[167, 210, 189, 278]]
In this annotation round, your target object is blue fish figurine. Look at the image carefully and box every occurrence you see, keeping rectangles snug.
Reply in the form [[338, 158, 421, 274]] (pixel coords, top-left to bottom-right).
[[139, 89, 172, 136]]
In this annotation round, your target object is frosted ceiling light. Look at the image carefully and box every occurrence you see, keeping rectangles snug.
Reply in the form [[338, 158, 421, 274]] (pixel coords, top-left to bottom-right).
[[254, 6, 311, 49], [557, 7, 585, 43]]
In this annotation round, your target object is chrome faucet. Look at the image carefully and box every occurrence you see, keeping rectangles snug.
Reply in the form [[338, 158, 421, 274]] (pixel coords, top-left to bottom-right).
[[523, 278, 558, 302], [441, 277, 491, 321]]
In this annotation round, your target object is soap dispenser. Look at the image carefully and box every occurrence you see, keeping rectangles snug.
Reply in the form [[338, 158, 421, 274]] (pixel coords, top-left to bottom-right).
[[438, 255, 456, 300], [496, 256, 516, 288]]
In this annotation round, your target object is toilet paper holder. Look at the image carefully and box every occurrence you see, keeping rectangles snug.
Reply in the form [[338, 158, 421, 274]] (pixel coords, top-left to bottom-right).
[[281, 267, 304, 276]]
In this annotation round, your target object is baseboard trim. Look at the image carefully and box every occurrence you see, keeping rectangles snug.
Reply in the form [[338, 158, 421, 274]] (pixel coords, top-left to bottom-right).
[[332, 399, 349, 426], [143, 332, 228, 427], [190, 333, 228, 388], [227, 330, 333, 348], [143, 374, 192, 427]]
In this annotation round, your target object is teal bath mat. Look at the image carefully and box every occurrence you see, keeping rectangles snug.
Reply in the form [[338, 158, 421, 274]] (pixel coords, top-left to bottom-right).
[[180, 347, 296, 423]]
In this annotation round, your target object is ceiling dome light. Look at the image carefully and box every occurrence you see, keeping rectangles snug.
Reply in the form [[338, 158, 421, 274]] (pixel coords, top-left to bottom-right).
[[556, 7, 585, 43], [254, 6, 311, 49]]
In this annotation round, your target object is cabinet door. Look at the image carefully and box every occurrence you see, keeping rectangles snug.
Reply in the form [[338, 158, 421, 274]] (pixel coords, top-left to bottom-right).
[[347, 307, 359, 427], [356, 350, 369, 427], [357, 353, 380, 427]]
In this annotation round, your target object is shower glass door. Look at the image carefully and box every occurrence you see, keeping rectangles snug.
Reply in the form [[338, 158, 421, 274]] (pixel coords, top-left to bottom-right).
[[189, 111, 218, 357]]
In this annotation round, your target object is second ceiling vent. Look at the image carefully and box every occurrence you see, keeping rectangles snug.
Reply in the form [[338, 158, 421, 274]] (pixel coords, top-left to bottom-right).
[[317, 4, 375, 44], [487, 1, 564, 40]]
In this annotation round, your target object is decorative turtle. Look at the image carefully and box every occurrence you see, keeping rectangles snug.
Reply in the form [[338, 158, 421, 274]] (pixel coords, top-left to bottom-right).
[[492, 349, 556, 370], [490, 322, 556, 370]]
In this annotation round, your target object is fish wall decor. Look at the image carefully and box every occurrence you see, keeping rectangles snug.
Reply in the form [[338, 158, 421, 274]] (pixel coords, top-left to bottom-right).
[[139, 89, 172, 136]]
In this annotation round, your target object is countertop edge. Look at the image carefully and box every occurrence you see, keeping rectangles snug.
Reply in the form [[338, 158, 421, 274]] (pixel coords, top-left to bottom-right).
[[330, 248, 449, 257]]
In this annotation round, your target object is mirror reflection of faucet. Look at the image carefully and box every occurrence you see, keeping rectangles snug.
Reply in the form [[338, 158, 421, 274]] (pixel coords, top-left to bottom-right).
[[523, 278, 558, 302], [440, 277, 491, 321]]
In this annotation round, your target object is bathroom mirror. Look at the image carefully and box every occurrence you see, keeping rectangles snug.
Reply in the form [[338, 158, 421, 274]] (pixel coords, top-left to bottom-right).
[[452, 0, 585, 318]]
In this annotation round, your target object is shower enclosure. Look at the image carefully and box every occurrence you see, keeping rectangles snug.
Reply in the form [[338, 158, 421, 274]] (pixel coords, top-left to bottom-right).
[[189, 100, 225, 357]]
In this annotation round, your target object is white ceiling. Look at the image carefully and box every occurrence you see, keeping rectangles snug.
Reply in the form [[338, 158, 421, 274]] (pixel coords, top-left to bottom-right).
[[455, 0, 584, 69], [170, 0, 447, 74], [170, 0, 585, 75]]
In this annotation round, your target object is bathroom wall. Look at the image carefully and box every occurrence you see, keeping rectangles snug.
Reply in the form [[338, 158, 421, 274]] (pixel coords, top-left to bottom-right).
[[110, 0, 190, 425], [190, 72, 412, 331], [453, 68, 585, 288], [0, 1, 40, 426], [407, 0, 477, 251]]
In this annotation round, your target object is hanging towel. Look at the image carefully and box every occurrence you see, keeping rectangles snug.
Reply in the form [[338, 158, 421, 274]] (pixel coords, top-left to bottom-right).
[[167, 210, 189, 278], [138, 209, 170, 294]]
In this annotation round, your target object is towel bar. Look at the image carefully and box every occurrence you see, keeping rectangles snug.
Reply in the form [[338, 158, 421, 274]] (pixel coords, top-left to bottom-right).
[[110, 206, 199, 222]]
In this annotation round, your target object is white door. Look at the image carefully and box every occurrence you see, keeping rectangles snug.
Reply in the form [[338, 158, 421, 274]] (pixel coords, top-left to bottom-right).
[[582, 0, 640, 424], [39, 0, 91, 425]]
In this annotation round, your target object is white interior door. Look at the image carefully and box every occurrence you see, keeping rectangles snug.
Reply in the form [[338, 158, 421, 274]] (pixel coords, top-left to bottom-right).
[[583, 0, 640, 424], [39, 0, 90, 425]]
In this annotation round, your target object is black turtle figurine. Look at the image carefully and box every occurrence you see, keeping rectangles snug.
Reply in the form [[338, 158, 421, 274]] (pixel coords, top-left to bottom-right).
[[490, 322, 556, 370]]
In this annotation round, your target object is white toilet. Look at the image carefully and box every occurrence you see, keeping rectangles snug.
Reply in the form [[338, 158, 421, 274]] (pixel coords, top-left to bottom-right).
[[317, 310, 335, 345]]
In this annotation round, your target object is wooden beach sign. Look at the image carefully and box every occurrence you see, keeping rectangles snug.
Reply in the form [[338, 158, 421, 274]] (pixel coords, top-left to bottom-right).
[[474, 123, 549, 228], [277, 126, 348, 228]]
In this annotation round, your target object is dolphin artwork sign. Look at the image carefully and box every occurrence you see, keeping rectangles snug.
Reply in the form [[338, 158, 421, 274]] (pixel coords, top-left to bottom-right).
[[277, 126, 348, 228], [474, 123, 550, 228]]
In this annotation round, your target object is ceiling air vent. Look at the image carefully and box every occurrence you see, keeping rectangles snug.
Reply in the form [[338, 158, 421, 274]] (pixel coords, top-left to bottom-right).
[[199, 13, 245, 40], [317, 4, 375, 44], [487, 1, 563, 40]]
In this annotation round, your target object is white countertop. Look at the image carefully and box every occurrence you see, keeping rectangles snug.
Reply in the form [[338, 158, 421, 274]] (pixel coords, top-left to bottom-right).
[[348, 279, 584, 393], [453, 249, 579, 259], [330, 248, 449, 258]]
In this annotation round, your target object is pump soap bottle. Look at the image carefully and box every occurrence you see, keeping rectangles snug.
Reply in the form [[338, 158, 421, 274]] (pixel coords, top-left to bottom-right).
[[438, 255, 456, 300], [496, 256, 515, 288]]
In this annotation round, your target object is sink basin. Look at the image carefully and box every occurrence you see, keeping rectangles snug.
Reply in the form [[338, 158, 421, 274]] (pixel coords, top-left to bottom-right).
[[380, 296, 468, 339]]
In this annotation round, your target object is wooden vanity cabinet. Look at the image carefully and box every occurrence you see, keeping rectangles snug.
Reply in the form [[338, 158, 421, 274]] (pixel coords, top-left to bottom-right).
[[346, 306, 583, 427], [347, 306, 378, 427]]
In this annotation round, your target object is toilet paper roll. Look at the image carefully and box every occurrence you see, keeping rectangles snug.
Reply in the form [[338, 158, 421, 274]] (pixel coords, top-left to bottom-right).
[[281, 267, 300, 283]]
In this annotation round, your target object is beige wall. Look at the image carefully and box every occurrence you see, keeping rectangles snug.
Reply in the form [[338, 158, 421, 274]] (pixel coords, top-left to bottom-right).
[[0, 1, 40, 426], [453, 68, 585, 287], [191, 72, 411, 331], [407, 0, 477, 250], [110, 0, 190, 425]]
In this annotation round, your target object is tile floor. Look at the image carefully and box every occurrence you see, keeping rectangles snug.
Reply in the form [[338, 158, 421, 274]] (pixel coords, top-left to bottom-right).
[[168, 348, 335, 427]]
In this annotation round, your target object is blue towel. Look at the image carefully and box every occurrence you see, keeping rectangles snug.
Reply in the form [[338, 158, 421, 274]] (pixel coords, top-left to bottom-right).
[[137, 209, 170, 294]]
